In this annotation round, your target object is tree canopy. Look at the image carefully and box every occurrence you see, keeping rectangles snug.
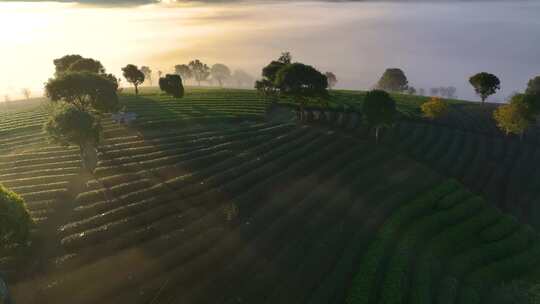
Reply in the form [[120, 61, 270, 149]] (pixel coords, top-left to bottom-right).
[[211, 64, 231, 87], [0, 184, 32, 248], [262, 61, 287, 83], [175, 64, 193, 81], [67, 58, 105, 74], [45, 71, 119, 113], [469, 72, 501, 104], [232, 70, 254, 87], [278, 51, 292, 64], [44, 105, 101, 171], [526, 76, 540, 96], [362, 89, 397, 142], [53, 54, 84, 76], [421, 96, 449, 120], [494, 98, 531, 138], [140, 66, 152, 85], [122, 64, 145, 95], [325, 72, 337, 89], [189, 60, 210, 86], [159, 74, 184, 98], [275, 63, 328, 103], [376, 68, 409, 92]]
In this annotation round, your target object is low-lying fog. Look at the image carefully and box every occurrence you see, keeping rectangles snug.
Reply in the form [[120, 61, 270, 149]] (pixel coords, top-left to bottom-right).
[[0, 0, 539, 102]]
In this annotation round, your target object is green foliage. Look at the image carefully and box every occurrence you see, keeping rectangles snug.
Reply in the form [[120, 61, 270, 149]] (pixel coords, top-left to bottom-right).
[[122, 64, 145, 95], [469, 72, 501, 103], [325, 72, 337, 89], [457, 285, 480, 304], [262, 61, 287, 83], [174, 64, 192, 81], [421, 97, 449, 120], [45, 71, 120, 113], [480, 215, 519, 242], [67, 58, 105, 74], [437, 276, 458, 304], [376, 68, 409, 92], [53, 54, 83, 76], [526, 76, 540, 96], [493, 98, 531, 137], [231, 70, 254, 87], [44, 104, 101, 148], [210, 63, 231, 87], [362, 90, 397, 141], [159, 74, 184, 98], [140, 66, 152, 85], [275, 63, 328, 104], [188, 59, 210, 86], [0, 184, 32, 248], [346, 180, 459, 304], [487, 281, 533, 304], [278, 51, 292, 64]]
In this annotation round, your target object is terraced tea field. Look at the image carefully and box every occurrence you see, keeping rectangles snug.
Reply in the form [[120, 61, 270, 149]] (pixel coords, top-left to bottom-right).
[[1, 88, 539, 304]]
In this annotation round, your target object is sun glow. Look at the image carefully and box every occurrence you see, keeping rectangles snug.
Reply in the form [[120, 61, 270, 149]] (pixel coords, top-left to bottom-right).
[[0, 2, 230, 99]]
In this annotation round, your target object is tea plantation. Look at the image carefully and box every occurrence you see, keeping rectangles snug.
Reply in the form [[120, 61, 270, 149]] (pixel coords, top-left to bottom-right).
[[1, 87, 539, 303]]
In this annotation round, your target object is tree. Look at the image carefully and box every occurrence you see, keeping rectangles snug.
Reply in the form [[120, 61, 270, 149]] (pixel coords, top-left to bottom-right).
[[406, 86, 417, 95], [21, 88, 31, 100], [376, 68, 408, 92], [275, 63, 329, 107], [325, 72, 337, 90], [430, 87, 440, 96], [53, 54, 83, 76], [418, 88, 426, 96], [0, 184, 32, 248], [45, 71, 120, 113], [278, 51, 292, 64], [262, 60, 287, 83], [159, 74, 184, 98], [493, 98, 531, 139], [362, 89, 397, 143], [44, 105, 101, 171], [469, 72, 501, 104], [255, 79, 278, 102], [122, 64, 145, 96], [188, 60, 210, 86], [232, 70, 254, 87], [447, 86, 457, 98], [421, 97, 449, 120], [175, 64, 192, 83], [158, 70, 163, 79], [67, 58, 105, 74], [211, 64, 231, 87], [140, 66, 152, 86], [255, 52, 294, 102], [526, 76, 540, 96]]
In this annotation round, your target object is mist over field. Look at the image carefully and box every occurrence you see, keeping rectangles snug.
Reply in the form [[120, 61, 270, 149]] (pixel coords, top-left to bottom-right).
[[0, 0, 539, 101]]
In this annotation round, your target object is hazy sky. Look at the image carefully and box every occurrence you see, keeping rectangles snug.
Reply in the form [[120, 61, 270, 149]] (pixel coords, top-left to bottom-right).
[[0, 0, 539, 101]]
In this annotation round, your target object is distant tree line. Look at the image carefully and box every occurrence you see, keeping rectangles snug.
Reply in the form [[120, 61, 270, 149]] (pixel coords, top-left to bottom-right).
[[173, 60, 255, 88]]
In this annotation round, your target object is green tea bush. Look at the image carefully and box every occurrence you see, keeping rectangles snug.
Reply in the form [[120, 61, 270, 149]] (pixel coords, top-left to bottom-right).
[[436, 276, 458, 304], [0, 184, 33, 247], [480, 215, 519, 242]]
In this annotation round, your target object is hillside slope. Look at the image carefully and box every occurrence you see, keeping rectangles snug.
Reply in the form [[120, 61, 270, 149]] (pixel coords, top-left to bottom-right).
[[0, 88, 539, 304]]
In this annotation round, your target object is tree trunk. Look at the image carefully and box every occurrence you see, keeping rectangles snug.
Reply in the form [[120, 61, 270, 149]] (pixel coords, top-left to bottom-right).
[[375, 127, 380, 143], [79, 142, 98, 173], [79, 144, 86, 170], [135, 84, 139, 96]]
